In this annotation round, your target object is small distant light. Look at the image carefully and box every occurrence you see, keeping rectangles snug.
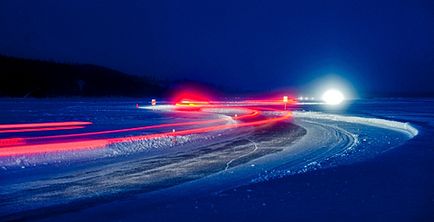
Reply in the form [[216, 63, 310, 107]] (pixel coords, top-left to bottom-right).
[[151, 99, 157, 106], [172, 129, 176, 133], [283, 96, 288, 103]]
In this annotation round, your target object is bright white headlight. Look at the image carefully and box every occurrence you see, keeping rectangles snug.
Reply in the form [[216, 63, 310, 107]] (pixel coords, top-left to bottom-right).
[[322, 89, 344, 105]]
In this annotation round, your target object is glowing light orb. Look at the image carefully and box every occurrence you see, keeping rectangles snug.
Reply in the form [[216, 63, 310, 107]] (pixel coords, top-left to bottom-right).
[[322, 89, 344, 105]]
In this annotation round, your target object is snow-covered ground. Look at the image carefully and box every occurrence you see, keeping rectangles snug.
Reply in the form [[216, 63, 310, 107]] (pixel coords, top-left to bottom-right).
[[293, 111, 418, 137], [0, 98, 424, 220]]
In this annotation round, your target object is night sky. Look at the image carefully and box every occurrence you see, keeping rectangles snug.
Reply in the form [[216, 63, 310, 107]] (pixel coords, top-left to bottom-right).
[[1, 0, 433, 96]]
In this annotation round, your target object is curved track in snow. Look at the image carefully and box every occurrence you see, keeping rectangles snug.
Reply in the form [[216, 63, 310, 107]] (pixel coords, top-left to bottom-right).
[[0, 102, 418, 220]]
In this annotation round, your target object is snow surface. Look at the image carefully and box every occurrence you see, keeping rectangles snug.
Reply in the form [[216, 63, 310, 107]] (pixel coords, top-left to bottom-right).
[[0, 99, 423, 220], [293, 111, 418, 137]]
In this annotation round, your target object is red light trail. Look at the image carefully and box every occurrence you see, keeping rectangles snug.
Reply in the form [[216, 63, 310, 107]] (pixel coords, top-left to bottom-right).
[[0, 100, 294, 157], [2, 108, 258, 143], [0, 126, 85, 134], [0, 121, 91, 129]]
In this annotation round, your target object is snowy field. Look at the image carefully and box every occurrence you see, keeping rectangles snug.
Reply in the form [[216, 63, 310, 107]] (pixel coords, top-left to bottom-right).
[[0, 98, 430, 221]]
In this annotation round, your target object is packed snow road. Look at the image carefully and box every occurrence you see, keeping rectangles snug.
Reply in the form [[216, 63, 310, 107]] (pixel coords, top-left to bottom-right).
[[0, 99, 418, 220]]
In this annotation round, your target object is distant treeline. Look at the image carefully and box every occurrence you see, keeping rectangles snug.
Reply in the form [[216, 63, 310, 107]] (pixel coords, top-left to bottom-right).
[[0, 55, 166, 98]]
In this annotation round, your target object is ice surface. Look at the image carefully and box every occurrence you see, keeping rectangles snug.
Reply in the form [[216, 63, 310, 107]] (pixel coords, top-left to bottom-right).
[[0, 99, 425, 220], [293, 111, 418, 137]]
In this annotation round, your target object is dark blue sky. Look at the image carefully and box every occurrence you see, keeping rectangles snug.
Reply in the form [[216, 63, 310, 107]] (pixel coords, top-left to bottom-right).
[[1, 0, 433, 96]]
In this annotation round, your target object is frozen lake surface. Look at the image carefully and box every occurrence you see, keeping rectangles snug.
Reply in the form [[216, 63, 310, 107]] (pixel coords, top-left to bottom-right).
[[0, 98, 432, 221]]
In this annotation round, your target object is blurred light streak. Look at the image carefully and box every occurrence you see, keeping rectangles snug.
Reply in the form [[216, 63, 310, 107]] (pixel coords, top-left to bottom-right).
[[0, 126, 85, 134], [0, 101, 292, 157], [0, 121, 91, 129]]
